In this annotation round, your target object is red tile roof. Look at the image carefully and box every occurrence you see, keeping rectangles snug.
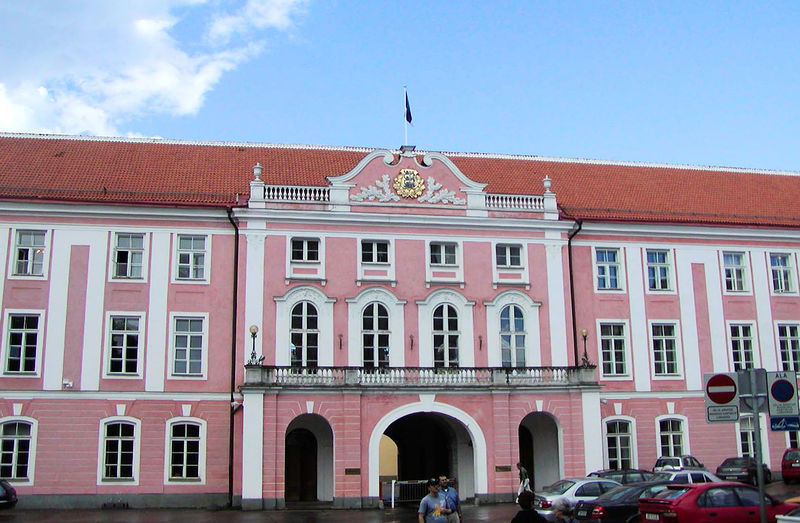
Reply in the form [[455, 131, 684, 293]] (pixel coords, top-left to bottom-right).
[[1, 133, 799, 228]]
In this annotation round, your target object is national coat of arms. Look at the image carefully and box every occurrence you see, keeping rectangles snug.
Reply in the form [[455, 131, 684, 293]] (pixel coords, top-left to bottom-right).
[[393, 168, 425, 198]]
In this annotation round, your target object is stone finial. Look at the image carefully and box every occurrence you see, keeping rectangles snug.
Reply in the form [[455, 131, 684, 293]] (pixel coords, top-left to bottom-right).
[[542, 175, 552, 194], [253, 163, 263, 181]]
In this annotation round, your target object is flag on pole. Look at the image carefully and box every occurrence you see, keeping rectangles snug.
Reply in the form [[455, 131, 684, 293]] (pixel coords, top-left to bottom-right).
[[405, 91, 413, 124]]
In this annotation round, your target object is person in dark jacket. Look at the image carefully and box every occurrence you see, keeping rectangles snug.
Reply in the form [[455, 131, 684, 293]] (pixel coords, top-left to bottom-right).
[[510, 490, 546, 523]]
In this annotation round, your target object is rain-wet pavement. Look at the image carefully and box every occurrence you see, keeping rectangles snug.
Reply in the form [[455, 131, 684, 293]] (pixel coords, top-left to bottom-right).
[[2, 481, 799, 522]]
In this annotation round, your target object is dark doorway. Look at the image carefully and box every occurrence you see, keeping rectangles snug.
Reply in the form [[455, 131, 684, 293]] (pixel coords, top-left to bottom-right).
[[518, 425, 534, 483], [385, 413, 452, 480], [285, 428, 317, 502]]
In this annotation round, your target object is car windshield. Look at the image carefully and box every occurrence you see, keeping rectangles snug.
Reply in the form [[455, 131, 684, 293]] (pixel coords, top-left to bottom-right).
[[785, 451, 800, 460], [639, 484, 670, 498], [652, 472, 671, 481], [656, 458, 680, 467], [542, 480, 575, 495], [654, 487, 691, 500], [721, 458, 748, 467], [598, 485, 637, 501]]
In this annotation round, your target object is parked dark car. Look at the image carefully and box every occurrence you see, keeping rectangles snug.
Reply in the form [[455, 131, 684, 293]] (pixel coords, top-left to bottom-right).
[[783, 448, 800, 484], [639, 482, 795, 523], [588, 469, 664, 485], [574, 480, 672, 523], [716, 456, 771, 485], [0, 480, 17, 509]]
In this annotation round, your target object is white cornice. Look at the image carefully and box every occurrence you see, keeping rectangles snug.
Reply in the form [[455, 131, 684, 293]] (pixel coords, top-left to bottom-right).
[[0, 201, 232, 222], [0, 390, 231, 400], [577, 222, 800, 242]]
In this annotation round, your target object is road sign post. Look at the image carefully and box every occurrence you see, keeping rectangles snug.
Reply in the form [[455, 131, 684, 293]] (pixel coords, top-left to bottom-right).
[[768, 371, 800, 431], [704, 373, 739, 423]]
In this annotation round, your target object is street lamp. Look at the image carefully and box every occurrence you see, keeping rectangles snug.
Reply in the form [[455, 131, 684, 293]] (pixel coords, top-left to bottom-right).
[[248, 325, 261, 365], [580, 328, 590, 367]]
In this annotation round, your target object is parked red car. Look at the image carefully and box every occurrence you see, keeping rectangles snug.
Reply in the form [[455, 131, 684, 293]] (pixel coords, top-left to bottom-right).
[[783, 448, 800, 484], [638, 482, 796, 523]]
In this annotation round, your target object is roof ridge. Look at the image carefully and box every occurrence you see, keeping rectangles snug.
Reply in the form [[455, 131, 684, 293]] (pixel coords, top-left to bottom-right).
[[1, 132, 798, 177]]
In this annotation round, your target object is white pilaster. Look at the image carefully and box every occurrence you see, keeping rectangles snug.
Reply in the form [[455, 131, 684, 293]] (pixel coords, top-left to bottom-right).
[[545, 241, 568, 366], [752, 249, 777, 369], [78, 231, 108, 391], [242, 391, 264, 503], [245, 232, 266, 363], [626, 247, 650, 391], [581, 391, 603, 474], [145, 232, 170, 391]]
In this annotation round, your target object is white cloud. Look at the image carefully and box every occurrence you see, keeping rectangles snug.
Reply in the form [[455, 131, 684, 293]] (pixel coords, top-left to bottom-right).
[[0, 1, 307, 136]]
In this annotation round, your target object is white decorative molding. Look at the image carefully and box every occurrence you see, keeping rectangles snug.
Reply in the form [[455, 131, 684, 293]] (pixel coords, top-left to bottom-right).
[[306, 401, 314, 413], [181, 404, 191, 417], [350, 174, 400, 202], [418, 176, 466, 205]]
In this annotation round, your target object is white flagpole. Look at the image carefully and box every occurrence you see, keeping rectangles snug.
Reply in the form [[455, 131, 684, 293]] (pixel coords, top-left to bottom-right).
[[404, 86, 408, 146]]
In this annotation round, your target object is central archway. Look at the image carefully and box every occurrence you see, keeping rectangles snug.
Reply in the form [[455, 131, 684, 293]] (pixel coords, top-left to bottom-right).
[[368, 399, 487, 498], [285, 414, 334, 503]]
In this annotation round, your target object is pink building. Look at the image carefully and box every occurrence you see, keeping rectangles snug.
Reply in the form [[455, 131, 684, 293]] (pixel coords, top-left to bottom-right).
[[0, 133, 799, 509]]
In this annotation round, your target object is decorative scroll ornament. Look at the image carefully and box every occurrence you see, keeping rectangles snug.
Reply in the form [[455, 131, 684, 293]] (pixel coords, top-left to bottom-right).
[[419, 177, 466, 205], [350, 174, 400, 202], [393, 168, 425, 198]]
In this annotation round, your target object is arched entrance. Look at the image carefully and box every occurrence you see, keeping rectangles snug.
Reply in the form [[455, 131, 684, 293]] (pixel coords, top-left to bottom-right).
[[285, 414, 334, 503], [519, 412, 561, 491], [382, 412, 476, 498]]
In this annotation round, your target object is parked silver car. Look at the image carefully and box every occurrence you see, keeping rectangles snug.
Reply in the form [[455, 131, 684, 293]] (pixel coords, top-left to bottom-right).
[[533, 477, 621, 520], [655, 469, 722, 483], [653, 454, 706, 471]]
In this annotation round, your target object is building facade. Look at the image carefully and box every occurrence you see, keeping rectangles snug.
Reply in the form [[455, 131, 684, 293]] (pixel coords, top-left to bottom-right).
[[0, 133, 799, 509]]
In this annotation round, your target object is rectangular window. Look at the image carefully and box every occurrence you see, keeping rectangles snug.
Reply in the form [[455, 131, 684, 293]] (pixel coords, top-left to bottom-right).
[[789, 430, 800, 449], [723, 252, 747, 292], [739, 416, 755, 457], [176, 235, 206, 280], [646, 249, 671, 291], [169, 423, 200, 480], [495, 244, 522, 268], [173, 317, 204, 376], [730, 324, 754, 371], [103, 422, 135, 480], [779, 324, 800, 372], [361, 240, 389, 264], [291, 238, 319, 262], [771, 253, 795, 293], [596, 248, 621, 290], [600, 323, 627, 376], [14, 231, 46, 276], [430, 243, 457, 266], [113, 233, 144, 279], [606, 420, 632, 470], [5, 314, 39, 374], [652, 323, 679, 376], [108, 316, 140, 375], [658, 419, 684, 457]]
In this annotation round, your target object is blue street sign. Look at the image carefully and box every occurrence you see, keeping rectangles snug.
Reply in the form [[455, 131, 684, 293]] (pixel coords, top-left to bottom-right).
[[771, 416, 800, 431]]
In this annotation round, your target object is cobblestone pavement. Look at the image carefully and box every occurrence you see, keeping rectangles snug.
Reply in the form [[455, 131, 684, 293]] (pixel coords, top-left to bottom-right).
[[1, 482, 798, 522]]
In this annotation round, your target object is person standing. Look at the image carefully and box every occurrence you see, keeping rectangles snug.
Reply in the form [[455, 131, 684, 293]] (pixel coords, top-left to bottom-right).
[[516, 462, 531, 501], [419, 478, 451, 523], [439, 475, 462, 523], [510, 491, 547, 523]]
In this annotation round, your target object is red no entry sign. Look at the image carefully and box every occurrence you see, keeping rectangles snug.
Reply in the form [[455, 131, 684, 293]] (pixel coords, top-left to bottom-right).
[[706, 374, 737, 404]]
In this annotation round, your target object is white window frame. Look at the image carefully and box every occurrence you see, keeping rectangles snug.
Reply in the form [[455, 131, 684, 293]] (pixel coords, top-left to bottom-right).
[[8, 229, 50, 280], [735, 413, 768, 460], [103, 312, 145, 379], [97, 416, 141, 485], [289, 301, 320, 368], [172, 233, 210, 284], [597, 320, 631, 380], [721, 251, 751, 294], [728, 321, 758, 371], [1, 309, 45, 377], [274, 286, 335, 367], [357, 238, 395, 285], [0, 416, 37, 485], [769, 252, 798, 296], [491, 241, 530, 289], [361, 302, 390, 369], [655, 415, 689, 457], [417, 289, 475, 368], [346, 287, 405, 367], [425, 240, 464, 287], [290, 237, 321, 263], [108, 232, 149, 282], [361, 239, 390, 265], [777, 322, 800, 372], [485, 290, 542, 368], [649, 320, 684, 379], [164, 417, 206, 484], [603, 416, 637, 470], [432, 303, 460, 368], [495, 243, 522, 268], [593, 247, 625, 293], [645, 248, 676, 293], [285, 237, 326, 284], [168, 313, 208, 380]]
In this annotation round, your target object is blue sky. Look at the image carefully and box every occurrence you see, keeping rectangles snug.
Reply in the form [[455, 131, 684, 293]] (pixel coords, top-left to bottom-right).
[[1, 1, 799, 171]]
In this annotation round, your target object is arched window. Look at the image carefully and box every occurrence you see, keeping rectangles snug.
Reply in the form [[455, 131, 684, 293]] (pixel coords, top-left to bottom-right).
[[500, 305, 525, 367], [362, 303, 389, 368], [168, 422, 201, 481], [605, 419, 632, 470], [291, 302, 318, 368], [433, 304, 459, 368], [0, 421, 32, 480], [658, 418, 684, 457], [102, 421, 136, 480]]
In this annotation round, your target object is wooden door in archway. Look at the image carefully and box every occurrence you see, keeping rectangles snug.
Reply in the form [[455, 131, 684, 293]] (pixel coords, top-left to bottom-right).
[[285, 428, 317, 502]]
